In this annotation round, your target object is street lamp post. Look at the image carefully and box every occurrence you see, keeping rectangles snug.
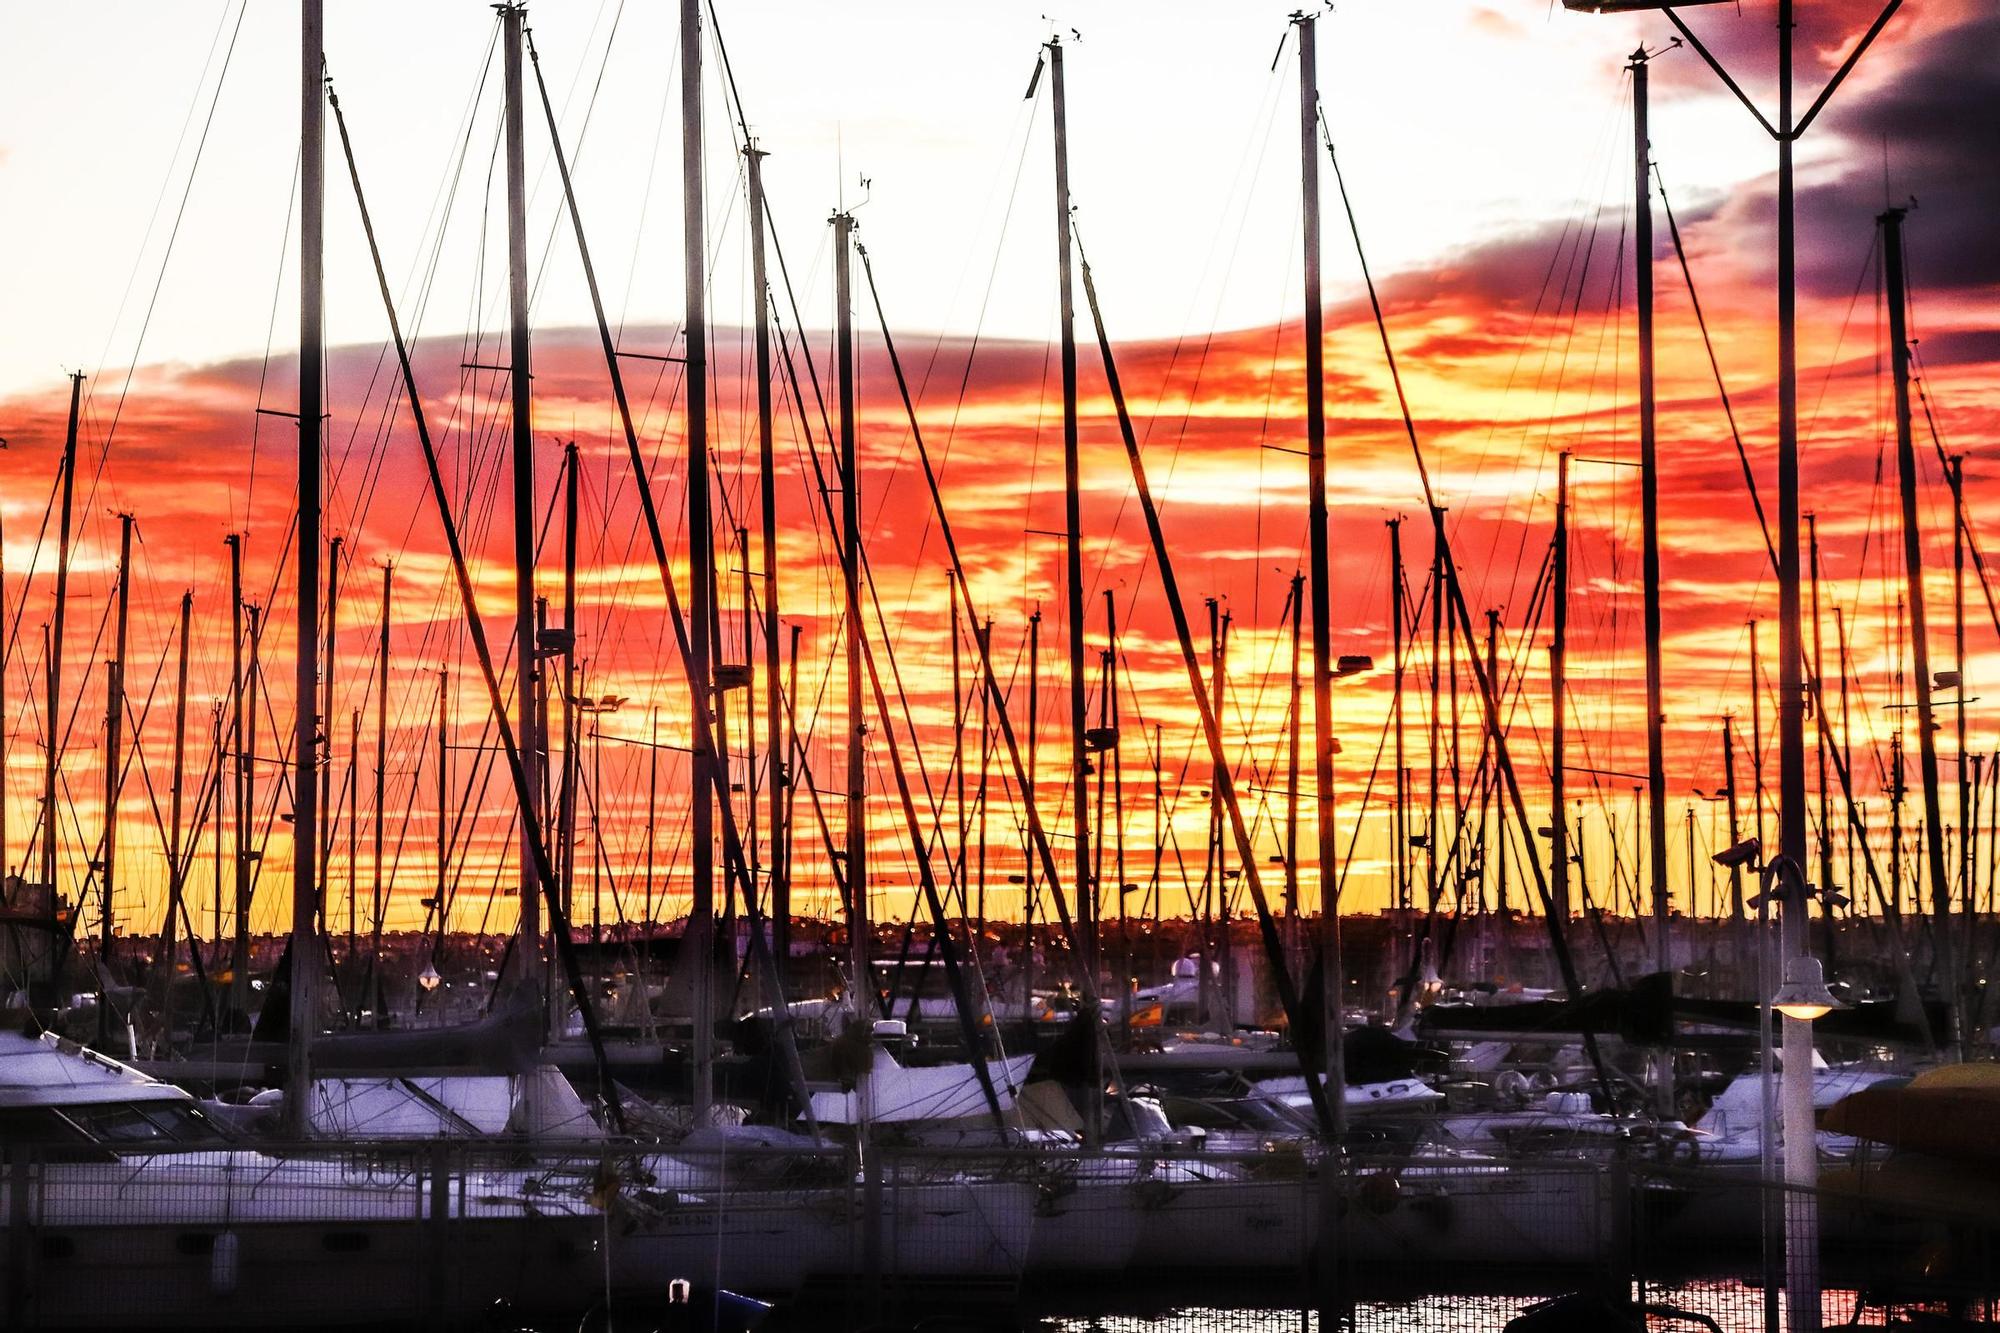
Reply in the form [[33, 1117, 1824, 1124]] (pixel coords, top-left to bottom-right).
[[1566, 4, 1908, 1328], [1713, 837, 1848, 1333]]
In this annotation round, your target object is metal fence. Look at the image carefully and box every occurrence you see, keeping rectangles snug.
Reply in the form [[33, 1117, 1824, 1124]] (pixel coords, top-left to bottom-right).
[[0, 1140, 1992, 1330]]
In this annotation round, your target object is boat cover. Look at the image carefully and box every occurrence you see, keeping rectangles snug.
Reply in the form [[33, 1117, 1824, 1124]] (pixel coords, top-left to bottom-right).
[[806, 1048, 1035, 1125]]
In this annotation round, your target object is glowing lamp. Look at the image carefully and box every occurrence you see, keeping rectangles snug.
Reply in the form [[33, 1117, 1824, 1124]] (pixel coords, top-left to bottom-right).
[[1771, 955, 1842, 1022]]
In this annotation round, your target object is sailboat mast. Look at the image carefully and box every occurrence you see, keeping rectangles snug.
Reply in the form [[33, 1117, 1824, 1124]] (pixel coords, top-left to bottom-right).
[[1025, 607, 1039, 1043], [211, 703, 224, 954], [1882, 206, 1958, 1051], [161, 590, 192, 1008], [1724, 720, 1746, 977], [1046, 36, 1098, 1036], [43, 372, 82, 920], [1209, 602, 1231, 1030], [955, 575, 968, 923], [1428, 521, 1444, 916], [646, 707, 659, 939], [1492, 607, 1510, 969], [288, 0, 326, 1135], [1950, 456, 1969, 977], [1835, 604, 1854, 923], [1390, 519, 1407, 916], [1632, 49, 1671, 1009], [1107, 589, 1128, 1033], [747, 142, 787, 985], [1751, 619, 1766, 867], [227, 534, 248, 1022], [680, 0, 715, 1119], [1286, 571, 1303, 955], [739, 528, 756, 926], [834, 209, 866, 1017], [372, 566, 388, 977], [1550, 453, 1570, 922], [436, 669, 447, 945], [1295, 11, 1346, 1135], [785, 625, 802, 952], [98, 512, 133, 1047], [497, 1, 544, 1000], [1809, 514, 1836, 966], [1484, 607, 1500, 929], [977, 619, 992, 939], [317, 536, 341, 915], [346, 709, 358, 982], [559, 443, 579, 929]]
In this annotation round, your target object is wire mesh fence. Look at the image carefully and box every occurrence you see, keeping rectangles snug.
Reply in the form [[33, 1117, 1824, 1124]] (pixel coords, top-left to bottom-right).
[[0, 1140, 1992, 1329]]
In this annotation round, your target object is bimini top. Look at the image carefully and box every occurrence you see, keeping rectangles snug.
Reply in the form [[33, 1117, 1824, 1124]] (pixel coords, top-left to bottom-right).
[[0, 1029, 192, 1110]]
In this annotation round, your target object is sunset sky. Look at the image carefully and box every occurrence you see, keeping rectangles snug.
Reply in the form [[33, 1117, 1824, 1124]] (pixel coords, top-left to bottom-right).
[[0, 0, 1995, 957]]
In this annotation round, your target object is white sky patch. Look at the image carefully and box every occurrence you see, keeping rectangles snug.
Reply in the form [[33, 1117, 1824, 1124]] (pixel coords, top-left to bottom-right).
[[0, 0, 1777, 401]]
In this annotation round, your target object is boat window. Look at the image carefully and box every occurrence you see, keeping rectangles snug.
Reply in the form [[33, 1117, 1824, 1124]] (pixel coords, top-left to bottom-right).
[[142, 1103, 229, 1144], [64, 1103, 179, 1144], [0, 1107, 86, 1145], [57, 1101, 225, 1147]]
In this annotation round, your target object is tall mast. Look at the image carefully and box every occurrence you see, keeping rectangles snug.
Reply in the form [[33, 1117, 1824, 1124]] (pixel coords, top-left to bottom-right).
[[1950, 456, 1969, 983], [739, 525, 756, 925], [1107, 588, 1128, 1033], [954, 575, 968, 921], [1428, 521, 1444, 916], [1046, 35, 1098, 1056], [1751, 619, 1766, 865], [1295, 11, 1345, 1134], [747, 142, 787, 987], [590, 671, 603, 949], [1092, 596, 1109, 976], [680, 0, 715, 1120], [1286, 571, 1304, 957], [1724, 720, 1746, 980], [289, 0, 326, 1134], [227, 535, 249, 1023], [834, 209, 866, 1024], [1390, 519, 1407, 916], [1203, 598, 1221, 1028], [1214, 605, 1233, 1034], [1630, 47, 1673, 1118], [317, 536, 341, 920], [645, 706, 659, 938], [211, 703, 224, 951], [785, 624, 802, 943], [977, 619, 992, 939], [1024, 607, 1039, 1044], [1491, 606, 1510, 969], [1882, 206, 1957, 1051], [98, 512, 134, 1048], [1485, 607, 1502, 955], [435, 669, 448, 947], [1550, 453, 1570, 922], [160, 590, 192, 1012], [244, 602, 263, 1013], [1835, 604, 1854, 928], [346, 709, 358, 983], [1809, 514, 1836, 966], [559, 443, 579, 932], [42, 372, 82, 916], [536, 596, 554, 909], [372, 566, 389, 990], [499, 0, 542, 995], [1632, 48, 1671, 1009]]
